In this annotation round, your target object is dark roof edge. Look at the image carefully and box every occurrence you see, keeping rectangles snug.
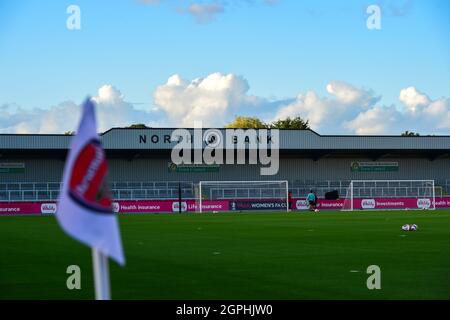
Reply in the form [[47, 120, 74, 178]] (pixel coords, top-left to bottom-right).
[[0, 127, 449, 138]]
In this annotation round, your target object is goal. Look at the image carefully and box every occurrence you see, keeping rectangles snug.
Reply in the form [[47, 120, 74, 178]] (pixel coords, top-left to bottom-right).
[[197, 181, 289, 213], [341, 180, 436, 211]]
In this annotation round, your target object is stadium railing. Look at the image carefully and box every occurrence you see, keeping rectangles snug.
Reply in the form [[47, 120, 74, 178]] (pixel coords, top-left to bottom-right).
[[0, 180, 448, 202], [0, 181, 196, 201]]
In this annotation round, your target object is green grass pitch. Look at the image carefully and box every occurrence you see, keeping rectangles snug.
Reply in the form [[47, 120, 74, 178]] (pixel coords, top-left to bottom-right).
[[1, 210, 450, 299]]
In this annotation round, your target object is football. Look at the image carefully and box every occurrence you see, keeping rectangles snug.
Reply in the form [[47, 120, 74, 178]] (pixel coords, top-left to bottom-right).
[[402, 224, 419, 231], [314, 209, 319, 213]]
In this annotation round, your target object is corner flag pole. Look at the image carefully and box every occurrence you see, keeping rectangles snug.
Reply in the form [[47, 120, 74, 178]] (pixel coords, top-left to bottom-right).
[[178, 182, 182, 214], [92, 248, 111, 300]]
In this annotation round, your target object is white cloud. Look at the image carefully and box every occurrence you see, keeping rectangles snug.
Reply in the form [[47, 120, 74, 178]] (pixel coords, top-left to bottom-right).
[[1, 75, 449, 136], [274, 81, 449, 135], [421, 98, 450, 129], [399, 86, 430, 114], [186, 3, 224, 23], [143, 1, 279, 23], [0, 85, 161, 134], [274, 80, 381, 133], [344, 106, 399, 135], [396, 87, 450, 131], [326, 80, 379, 107], [138, 0, 161, 5], [275, 91, 332, 129], [379, 0, 414, 17], [153, 72, 260, 127], [0, 101, 79, 134], [92, 85, 162, 131]]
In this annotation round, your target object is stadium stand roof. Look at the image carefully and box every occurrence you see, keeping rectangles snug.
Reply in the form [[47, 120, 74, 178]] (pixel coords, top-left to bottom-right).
[[1, 128, 449, 160]]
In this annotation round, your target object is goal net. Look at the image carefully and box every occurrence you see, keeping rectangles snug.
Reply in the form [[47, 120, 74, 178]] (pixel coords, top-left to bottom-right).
[[341, 180, 435, 211], [197, 181, 289, 213]]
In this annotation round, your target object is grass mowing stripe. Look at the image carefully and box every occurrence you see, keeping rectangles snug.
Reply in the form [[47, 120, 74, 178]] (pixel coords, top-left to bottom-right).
[[1, 210, 449, 299]]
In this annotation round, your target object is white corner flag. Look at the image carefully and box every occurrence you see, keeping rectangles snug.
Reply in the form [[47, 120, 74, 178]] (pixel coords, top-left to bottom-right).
[[56, 98, 125, 299]]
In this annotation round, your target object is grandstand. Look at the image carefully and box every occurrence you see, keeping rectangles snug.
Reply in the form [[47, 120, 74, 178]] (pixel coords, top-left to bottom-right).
[[1, 128, 450, 211]]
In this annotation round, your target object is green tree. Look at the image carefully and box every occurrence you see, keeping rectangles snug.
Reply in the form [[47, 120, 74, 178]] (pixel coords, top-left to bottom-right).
[[128, 123, 150, 129], [401, 130, 420, 136], [269, 116, 309, 129], [225, 116, 268, 129]]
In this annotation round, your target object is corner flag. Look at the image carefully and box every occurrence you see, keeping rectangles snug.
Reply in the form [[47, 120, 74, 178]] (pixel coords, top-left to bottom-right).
[[56, 98, 125, 298]]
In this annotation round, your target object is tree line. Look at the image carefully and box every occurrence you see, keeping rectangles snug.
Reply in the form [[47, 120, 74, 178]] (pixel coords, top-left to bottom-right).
[[66, 116, 422, 135]]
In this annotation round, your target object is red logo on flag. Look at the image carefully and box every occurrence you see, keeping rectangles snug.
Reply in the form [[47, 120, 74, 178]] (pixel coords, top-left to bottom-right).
[[69, 139, 112, 213]]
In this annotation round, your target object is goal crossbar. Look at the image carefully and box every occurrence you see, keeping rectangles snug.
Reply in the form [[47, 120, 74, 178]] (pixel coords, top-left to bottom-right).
[[342, 179, 436, 211], [198, 180, 289, 213]]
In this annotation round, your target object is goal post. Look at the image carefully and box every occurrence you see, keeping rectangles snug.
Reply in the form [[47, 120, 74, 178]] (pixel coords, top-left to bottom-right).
[[197, 180, 289, 213], [341, 180, 436, 211]]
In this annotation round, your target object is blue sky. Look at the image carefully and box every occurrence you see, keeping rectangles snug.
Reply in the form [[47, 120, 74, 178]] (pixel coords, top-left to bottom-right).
[[0, 0, 449, 134]]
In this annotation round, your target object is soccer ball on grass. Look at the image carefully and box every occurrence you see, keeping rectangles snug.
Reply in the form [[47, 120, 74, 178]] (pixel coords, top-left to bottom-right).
[[402, 224, 419, 231]]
